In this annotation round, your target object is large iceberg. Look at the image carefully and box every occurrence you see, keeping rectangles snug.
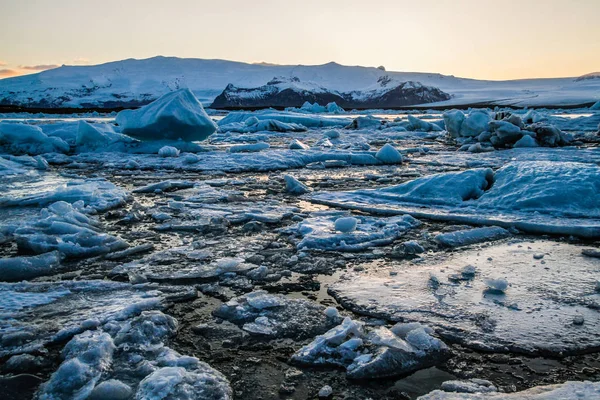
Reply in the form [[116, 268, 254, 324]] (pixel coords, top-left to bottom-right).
[[115, 88, 217, 141], [312, 161, 600, 238]]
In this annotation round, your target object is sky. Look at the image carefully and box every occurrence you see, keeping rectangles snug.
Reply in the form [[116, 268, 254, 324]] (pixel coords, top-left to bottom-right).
[[0, 0, 599, 80]]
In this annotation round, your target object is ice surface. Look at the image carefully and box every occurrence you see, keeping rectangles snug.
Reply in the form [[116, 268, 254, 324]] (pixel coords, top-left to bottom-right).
[[0, 122, 70, 155], [281, 211, 420, 251], [0, 179, 130, 213], [116, 88, 217, 142], [330, 240, 600, 354], [312, 161, 600, 238], [418, 381, 600, 399]]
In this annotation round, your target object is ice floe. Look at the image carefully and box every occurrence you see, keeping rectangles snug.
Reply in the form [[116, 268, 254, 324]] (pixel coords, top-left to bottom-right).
[[329, 240, 600, 354], [281, 211, 421, 251], [312, 161, 600, 238], [292, 317, 447, 379]]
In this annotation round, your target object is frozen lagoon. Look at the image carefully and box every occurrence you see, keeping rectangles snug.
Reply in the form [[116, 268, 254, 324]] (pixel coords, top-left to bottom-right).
[[0, 99, 599, 399]]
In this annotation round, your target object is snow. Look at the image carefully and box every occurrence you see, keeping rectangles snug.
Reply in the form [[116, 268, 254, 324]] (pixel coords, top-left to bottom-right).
[[435, 227, 510, 247], [115, 88, 217, 142], [1, 57, 599, 108], [418, 381, 600, 399], [329, 240, 600, 354], [0, 251, 62, 282], [375, 143, 403, 164], [312, 161, 600, 238], [0, 179, 129, 213], [0, 122, 70, 155], [281, 211, 420, 251]]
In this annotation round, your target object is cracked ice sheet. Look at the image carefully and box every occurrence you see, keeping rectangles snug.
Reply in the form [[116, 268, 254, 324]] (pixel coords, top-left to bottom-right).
[[0, 280, 192, 357], [329, 240, 600, 355], [312, 161, 600, 238], [281, 211, 421, 251]]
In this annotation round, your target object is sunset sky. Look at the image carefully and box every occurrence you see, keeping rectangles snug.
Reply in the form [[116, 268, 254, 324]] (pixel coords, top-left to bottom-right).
[[1, 0, 599, 80]]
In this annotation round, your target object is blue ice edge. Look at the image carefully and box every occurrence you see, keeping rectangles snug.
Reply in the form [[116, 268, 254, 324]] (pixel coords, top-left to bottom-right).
[[311, 192, 600, 239]]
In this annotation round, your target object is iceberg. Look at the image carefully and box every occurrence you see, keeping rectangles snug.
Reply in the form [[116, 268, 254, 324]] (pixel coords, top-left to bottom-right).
[[115, 88, 217, 142]]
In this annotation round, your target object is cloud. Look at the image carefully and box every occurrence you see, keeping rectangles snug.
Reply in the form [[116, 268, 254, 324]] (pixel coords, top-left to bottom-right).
[[18, 64, 60, 71], [0, 61, 7, 67], [0, 69, 19, 78]]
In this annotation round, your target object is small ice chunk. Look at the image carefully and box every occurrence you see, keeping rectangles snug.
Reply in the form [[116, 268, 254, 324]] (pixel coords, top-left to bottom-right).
[[324, 130, 340, 139], [324, 306, 340, 319], [513, 134, 539, 148], [228, 142, 270, 153], [318, 385, 333, 398], [334, 217, 358, 233], [375, 143, 403, 164], [0, 251, 62, 282], [289, 139, 310, 150], [484, 277, 508, 293], [89, 379, 132, 400], [284, 174, 310, 195], [158, 146, 180, 158]]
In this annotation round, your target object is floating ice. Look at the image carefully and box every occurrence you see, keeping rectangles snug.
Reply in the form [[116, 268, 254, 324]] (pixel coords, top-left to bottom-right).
[[214, 291, 338, 339], [218, 110, 351, 128], [12, 201, 128, 258], [281, 211, 420, 251], [289, 139, 310, 150], [158, 145, 180, 157], [0, 251, 62, 282], [0, 122, 70, 155], [284, 174, 310, 195], [312, 161, 600, 238], [0, 179, 130, 213], [435, 227, 510, 247], [76, 121, 137, 151], [334, 217, 358, 233], [375, 143, 403, 164], [116, 88, 217, 142], [292, 317, 447, 379], [228, 142, 270, 153]]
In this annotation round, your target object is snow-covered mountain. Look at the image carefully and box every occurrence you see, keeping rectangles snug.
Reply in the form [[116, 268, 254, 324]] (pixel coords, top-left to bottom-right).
[[0, 56, 598, 109], [210, 76, 451, 108]]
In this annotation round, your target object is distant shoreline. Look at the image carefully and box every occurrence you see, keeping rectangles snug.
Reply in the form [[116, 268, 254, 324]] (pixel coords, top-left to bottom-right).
[[0, 102, 595, 115]]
